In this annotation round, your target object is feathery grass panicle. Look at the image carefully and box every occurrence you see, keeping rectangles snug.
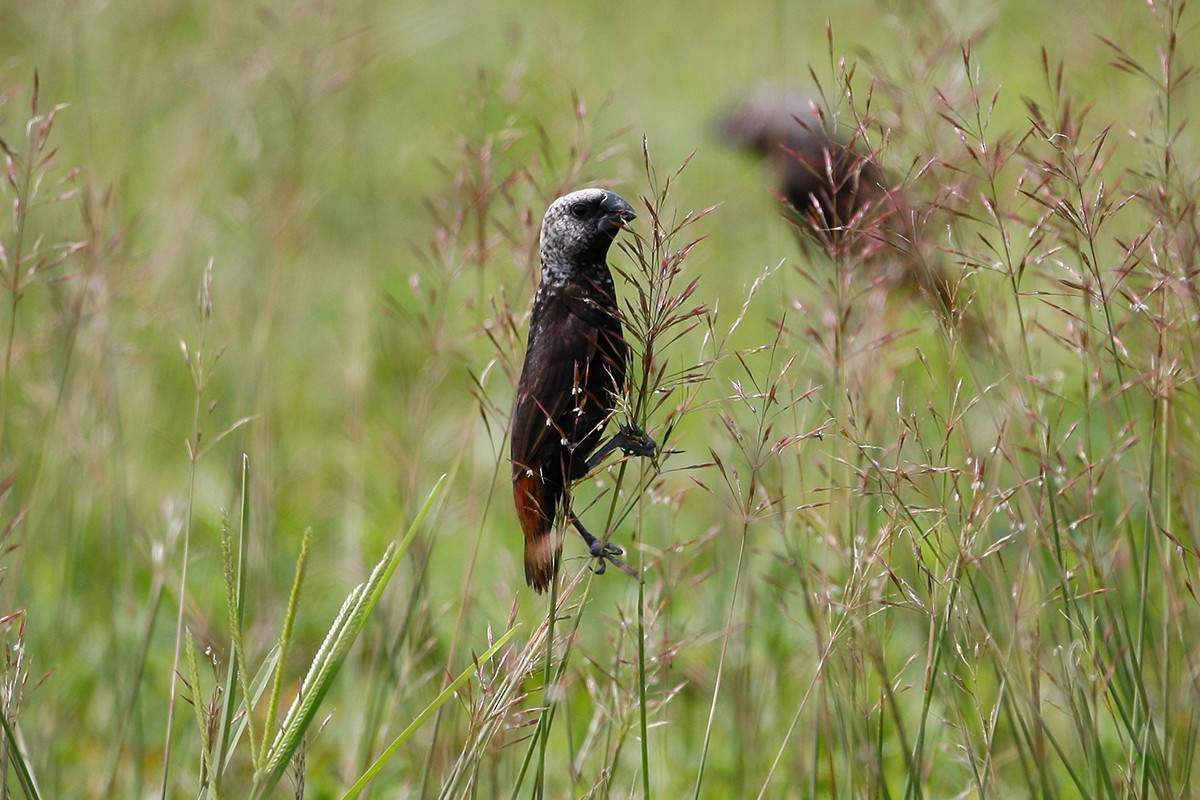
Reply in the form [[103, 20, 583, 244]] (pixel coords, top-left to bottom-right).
[[0, 80, 83, 797], [0, 609, 38, 800], [0, 71, 85, 462]]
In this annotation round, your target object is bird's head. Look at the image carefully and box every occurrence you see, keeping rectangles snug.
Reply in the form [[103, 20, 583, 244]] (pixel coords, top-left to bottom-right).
[[539, 188, 636, 276]]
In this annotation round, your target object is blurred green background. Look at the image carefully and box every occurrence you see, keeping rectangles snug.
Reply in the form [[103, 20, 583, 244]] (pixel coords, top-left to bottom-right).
[[1, 0, 1196, 796]]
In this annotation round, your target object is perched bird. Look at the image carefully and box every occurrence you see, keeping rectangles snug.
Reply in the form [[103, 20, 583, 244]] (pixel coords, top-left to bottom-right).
[[511, 188, 656, 593]]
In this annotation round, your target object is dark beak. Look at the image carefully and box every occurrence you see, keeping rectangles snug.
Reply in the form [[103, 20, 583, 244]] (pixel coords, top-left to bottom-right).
[[599, 192, 636, 231]]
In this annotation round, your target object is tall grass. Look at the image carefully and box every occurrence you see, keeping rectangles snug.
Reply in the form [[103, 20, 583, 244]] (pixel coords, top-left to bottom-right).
[[0, 0, 1198, 796]]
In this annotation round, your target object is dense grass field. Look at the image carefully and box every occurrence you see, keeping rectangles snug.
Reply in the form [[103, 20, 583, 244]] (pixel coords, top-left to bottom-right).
[[2, 0, 1199, 796]]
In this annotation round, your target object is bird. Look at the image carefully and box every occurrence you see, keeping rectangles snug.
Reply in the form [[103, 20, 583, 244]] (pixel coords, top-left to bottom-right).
[[511, 188, 657, 593], [720, 88, 975, 340], [718, 88, 884, 244]]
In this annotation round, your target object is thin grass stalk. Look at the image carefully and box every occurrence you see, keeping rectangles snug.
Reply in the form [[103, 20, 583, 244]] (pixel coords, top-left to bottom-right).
[[416, 458, 500, 799], [593, 139, 711, 798], [184, 629, 209, 781], [102, 553, 168, 797], [1152, 380, 1173, 795], [234, 456, 253, 748], [693, 522, 748, 799], [862, 622, 917, 789], [0, 698, 38, 800], [341, 625, 521, 800], [997, 676, 1043, 796], [903, 557, 965, 800], [159, 262, 216, 799], [257, 526, 312, 770], [509, 573, 596, 800], [439, 603, 535, 797], [637, 570, 650, 799], [210, 456, 254, 793], [0, 74, 40, 461], [214, 644, 281, 775], [758, 634, 835, 799], [533, 555, 562, 798]]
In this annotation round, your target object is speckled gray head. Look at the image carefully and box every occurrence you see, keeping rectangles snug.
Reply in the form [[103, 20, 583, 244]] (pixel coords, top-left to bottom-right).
[[539, 188, 636, 276]]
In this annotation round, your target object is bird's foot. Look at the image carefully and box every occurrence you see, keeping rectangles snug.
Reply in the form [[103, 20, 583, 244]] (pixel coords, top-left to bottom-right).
[[613, 424, 657, 459], [584, 424, 658, 473], [588, 538, 641, 580], [572, 515, 642, 582]]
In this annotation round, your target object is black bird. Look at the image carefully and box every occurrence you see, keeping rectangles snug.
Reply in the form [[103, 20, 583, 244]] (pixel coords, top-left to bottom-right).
[[719, 90, 884, 243], [511, 188, 656, 593], [721, 89, 971, 336]]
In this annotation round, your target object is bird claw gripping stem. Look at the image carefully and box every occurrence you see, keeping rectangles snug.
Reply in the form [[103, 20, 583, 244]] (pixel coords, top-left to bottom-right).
[[614, 423, 657, 459], [572, 515, 643, 582], [572, 423, 654, 584], [584, 423, 658, 472]]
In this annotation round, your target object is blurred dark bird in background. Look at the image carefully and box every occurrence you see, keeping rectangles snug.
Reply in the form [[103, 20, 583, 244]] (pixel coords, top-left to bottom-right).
[[719, 88, 976, 340], [719, 87, 885, 244], [511, 188, 656, 593]]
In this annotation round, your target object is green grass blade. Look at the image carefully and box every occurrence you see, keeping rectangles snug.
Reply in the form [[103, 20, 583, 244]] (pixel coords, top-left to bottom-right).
[[256, 525, 312, 770], [340, 623, 521, 799], [251, 474, 445, 797], [0, 709, 40, 800]]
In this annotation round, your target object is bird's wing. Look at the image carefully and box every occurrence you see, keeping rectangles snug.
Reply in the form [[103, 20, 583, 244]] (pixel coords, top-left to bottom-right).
[[511, 298, 615, 480]]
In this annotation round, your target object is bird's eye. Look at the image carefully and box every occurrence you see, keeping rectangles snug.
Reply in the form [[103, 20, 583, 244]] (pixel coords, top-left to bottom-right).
[[569, 202, 589, 218]]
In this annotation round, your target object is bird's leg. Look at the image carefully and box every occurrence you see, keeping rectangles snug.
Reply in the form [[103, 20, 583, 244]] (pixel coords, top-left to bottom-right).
[[583, 423, 658, 473], [566, 422, 653, 583], [570, 514, 641, 581]]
